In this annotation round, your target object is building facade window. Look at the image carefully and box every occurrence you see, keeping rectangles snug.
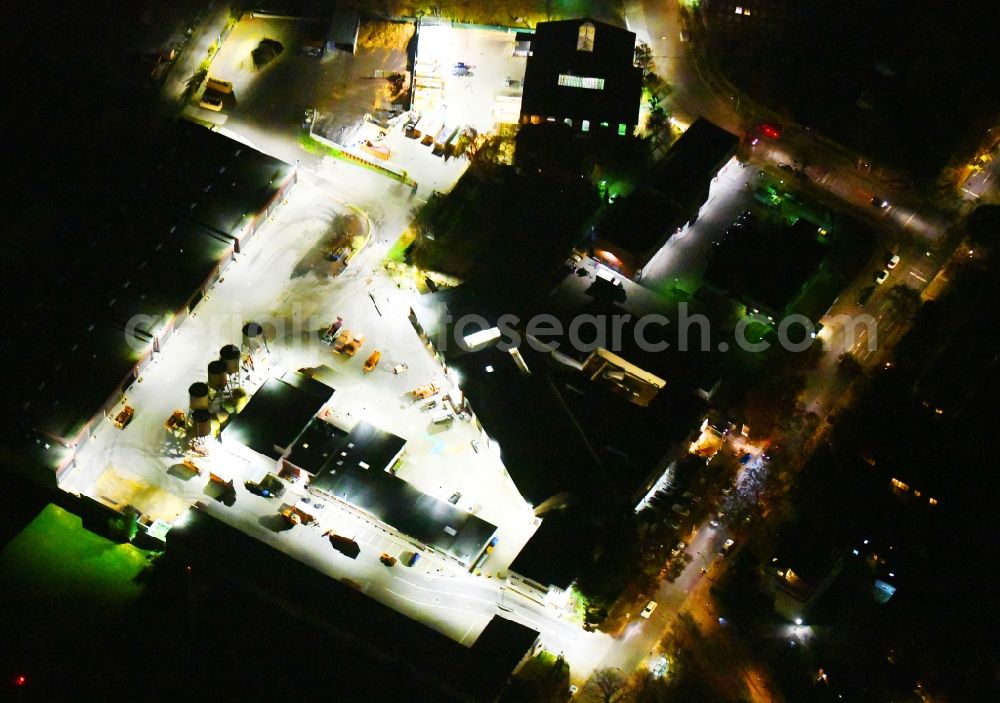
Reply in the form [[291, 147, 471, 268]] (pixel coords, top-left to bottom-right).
[[557, 74, 605, 90], [577, 22, 595, 52]]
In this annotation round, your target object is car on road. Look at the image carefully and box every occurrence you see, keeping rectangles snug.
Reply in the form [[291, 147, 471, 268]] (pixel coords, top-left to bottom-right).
[[758, 122, 782, 140], [872, 195, 889, 208], [379, 553, 397, 567], [875, 269, 889, 285], [392, 363, 408, 374], [448, 492, 462, 505], [778, 162, 795, 173], [640, 600, 658, 618], [568, 684, 579, 696], [303, 107, 315, 127], [886, 253, 901, 269]]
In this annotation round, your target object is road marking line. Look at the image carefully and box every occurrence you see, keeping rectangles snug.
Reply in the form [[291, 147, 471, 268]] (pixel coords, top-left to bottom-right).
[[384, 587, 486, 616], [909, 271, 928, 282]]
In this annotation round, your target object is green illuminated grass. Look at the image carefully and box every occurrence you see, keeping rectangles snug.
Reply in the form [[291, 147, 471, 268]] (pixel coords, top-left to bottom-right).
[[0, 504, 153, 606], [385, 229, 415, 263]]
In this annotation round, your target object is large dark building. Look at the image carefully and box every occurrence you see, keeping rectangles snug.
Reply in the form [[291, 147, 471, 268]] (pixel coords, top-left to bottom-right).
[[519, 18, 643, 136], [9, 124, 296, 464], [594, 117, 739, 276]]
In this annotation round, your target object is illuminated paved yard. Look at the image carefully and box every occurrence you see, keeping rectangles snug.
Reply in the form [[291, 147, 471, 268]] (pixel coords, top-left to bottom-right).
[[638, 157, 754, 295], [54, 178, 596, 651]]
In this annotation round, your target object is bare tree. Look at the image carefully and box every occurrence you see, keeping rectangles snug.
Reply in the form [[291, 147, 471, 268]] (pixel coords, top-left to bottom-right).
[[587, 668, 630, 703]]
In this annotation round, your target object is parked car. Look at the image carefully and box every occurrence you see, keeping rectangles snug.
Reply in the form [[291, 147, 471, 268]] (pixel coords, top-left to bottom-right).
[[651, 656, 669, 678], [872, 195, 889, 208], [205, 77, 233, 94], [344, 332, 365, 356], [448, 492, 462, 505], [886, 253, 901, 269], [858, 285, 876, 306], [199, 94, 224, 112], [412, 383, 439, 399], [112, 405, 135, 429], [875, 269, 889, 285], [392, 363, 408, 374], [379, 553, 397, 567], [670, 541, 686, 558], [671, 503, 691, 517], [640, 600, 658, 618], [470, 439, 481, 453], [721, 538, 736, 555], [332, 329, 352, 353], [363, 350, 381, 372]]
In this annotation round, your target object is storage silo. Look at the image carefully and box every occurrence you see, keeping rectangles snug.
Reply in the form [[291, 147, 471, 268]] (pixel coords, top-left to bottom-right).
[[208, 360, 228, 391], [189, 382, 210, 411], [242, 321, 265, 351], [192, 408, 212, 437], [220, 344, 241, 375]]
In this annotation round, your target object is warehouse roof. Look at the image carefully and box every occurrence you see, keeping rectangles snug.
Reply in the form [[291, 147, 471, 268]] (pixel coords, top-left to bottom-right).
[[223, 373, 334, 460], [301, 420, 498, 566]]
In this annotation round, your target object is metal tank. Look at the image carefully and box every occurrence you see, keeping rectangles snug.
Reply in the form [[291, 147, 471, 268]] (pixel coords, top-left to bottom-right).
[[241, 321, 265, 351], [188, 382, 210, 411], [192, 408, 212, 438], [220, 344, 241, 375], [207, 360, 228, 391]]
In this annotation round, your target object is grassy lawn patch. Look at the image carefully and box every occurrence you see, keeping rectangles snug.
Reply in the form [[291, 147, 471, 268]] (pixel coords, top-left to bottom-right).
[[0, 504, 153, 608]]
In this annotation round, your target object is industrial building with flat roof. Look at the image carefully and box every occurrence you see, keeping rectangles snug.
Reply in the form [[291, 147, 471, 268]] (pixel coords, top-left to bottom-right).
[[10, 123, 296, 466], [594, 117, 739, 276], [519, 18, 643, 135], [285, 419, 499, 567], [222, 373, 335, 462]]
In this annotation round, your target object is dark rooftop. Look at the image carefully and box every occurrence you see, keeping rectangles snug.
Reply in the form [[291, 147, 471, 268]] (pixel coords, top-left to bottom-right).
[[706, 216, 828, 315], [520, 18, 642, 130], [509, 507, 601, 589], [651, 117, 739, 209], [223, 373, 333, 460], [596, 186, 684, 259], [9, 124, 294, 447], [596, 118, 738, 257], [169, 510, 536, 701], [298, 420, 498, 566]]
